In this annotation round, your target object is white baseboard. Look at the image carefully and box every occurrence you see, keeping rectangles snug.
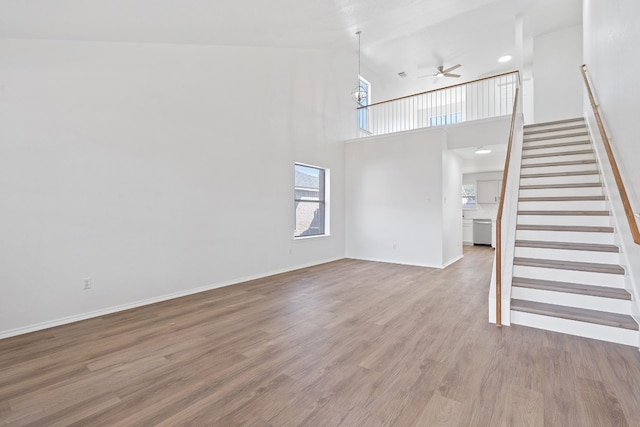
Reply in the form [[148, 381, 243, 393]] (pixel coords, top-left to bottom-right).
[[0, 257, 343, 340], [347, 255, 463, 270], [442, 254, 464, 268]]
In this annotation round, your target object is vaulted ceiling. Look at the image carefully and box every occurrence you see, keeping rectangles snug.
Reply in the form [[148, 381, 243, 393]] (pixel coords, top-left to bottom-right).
[[0, 0, 581, 89]]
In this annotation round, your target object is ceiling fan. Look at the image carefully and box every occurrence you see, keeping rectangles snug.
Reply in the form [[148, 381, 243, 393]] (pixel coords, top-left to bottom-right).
[[419, 64, 462, 79]]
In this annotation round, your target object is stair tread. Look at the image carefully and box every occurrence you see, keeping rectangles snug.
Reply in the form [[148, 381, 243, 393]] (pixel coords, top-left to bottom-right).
[[520, 170, 599, 179], [523, 131, 589, 142], [511, 299, 638, 330], [522, 140, 591, 150], [521, 159, 596, 168], [524, 118, 585, 128], [519, 182, 602, 190], [518, 210, 610, 216], [516, 224, 613, 233], [514, 257, 624, 274], [515, 240, 619, 252], [512, 277, 631, 300], [524, 124, 587, 135], [519, 195, 606, 202], [522, 149, 594, 160]]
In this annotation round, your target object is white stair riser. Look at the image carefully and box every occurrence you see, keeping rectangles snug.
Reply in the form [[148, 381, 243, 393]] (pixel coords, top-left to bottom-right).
[[514, 246, 620, 264], [520, 164, 597, 175], [517, 215, 611, 227], [521, 153, 595, 165], [518, 200, 607, 211], [524, 123, 586, 131], [523, 127, 587, 136], [519, 174, 601, 186], [522, 143, 591, 156], [523, 131, 587, 139], [524, 124, 586, 131], [523, 138, 591, 148], [523, 133, 589, 143], [515, 229, 614, 244], [524, 120, 584, 129], [511, 287, 631, 314], [512, 265, 624, 287], [510, 311, 638, 346], [519, 187, 603, 198]]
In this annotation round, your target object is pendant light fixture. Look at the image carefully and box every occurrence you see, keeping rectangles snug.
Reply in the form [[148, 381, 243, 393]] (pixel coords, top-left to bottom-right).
[[351, 31, 368, 104]]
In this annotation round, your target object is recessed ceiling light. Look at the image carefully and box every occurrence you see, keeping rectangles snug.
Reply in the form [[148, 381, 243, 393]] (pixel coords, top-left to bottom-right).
[[498, 55, 512, 63], [475, 147, 492, 154]]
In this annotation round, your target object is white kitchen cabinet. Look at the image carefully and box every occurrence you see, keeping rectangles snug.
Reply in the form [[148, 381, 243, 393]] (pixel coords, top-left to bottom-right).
[[477, 180, 502, 204], [463, 219, 473, 245]]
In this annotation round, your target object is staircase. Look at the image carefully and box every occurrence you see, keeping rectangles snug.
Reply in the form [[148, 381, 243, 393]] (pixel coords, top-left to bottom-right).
[[509, 117, 639, 346]]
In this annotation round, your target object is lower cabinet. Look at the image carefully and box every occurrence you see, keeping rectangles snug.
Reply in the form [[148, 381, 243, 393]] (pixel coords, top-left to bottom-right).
[[463, 220, 473, 245]]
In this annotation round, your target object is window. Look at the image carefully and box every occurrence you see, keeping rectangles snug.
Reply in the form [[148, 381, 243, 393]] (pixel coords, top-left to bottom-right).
[[430, 112, 462, 126], [294, 163, 328, 237], [357, 76, 371, 131], [462, 183, 477, 209]]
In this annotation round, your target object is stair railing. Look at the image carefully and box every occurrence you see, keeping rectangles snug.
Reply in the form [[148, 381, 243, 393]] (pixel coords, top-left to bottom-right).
[[580, 64, 640, 245], [495, 85, 521, 327], [357, 71, 519, 137]]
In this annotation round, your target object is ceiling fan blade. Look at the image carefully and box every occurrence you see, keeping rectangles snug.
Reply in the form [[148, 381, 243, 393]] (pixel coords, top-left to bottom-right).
[[444, 73, 461, 78], [442, 64, 461, 74]]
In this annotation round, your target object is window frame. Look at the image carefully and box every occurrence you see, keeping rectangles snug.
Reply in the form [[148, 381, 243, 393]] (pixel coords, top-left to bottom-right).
[[294, 162, 330, 239], [462, 183, 477, 210], [357, 75, 371, 131]]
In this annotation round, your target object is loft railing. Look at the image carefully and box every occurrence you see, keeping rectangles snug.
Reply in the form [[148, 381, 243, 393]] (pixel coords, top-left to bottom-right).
[[580, 64, 640, 245], [357, 71, 519, 137], [495, 86, 520, 327]]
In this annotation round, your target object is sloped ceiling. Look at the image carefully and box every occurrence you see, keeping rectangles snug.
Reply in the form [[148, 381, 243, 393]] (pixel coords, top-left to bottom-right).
[[0, 0, 581, 86]]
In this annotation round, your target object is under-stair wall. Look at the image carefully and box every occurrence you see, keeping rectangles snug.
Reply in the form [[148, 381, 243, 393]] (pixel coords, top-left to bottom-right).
[[583, 95, 640, 336]]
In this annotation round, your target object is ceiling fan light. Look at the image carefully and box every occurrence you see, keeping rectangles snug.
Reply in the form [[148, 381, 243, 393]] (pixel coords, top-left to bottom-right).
[[436, 72, 444, 77], [475, 147, 492, 154], [498, 55, 512, 63]]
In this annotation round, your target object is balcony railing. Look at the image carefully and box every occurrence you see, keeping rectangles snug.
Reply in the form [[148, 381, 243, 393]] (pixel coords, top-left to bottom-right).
[[358, 71, 520, 137]]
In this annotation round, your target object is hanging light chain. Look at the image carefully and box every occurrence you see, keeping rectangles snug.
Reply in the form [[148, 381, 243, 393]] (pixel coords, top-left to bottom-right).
[[352, 30, 367, 104]]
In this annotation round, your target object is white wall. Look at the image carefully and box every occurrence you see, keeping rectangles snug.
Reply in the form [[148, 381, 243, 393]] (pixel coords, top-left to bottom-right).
[[0, 39, 352, 337], [446, 116, 511, 150], [345, 129, 448, 268], [533, 25, 584, 122], [442, 150, 463, 266], [583, 0, 640, 215], [583, 0, 640, 321]]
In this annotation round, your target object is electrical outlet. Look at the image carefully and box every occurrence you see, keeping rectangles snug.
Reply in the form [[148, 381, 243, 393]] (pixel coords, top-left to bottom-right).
[[83, 277, 91, 290]]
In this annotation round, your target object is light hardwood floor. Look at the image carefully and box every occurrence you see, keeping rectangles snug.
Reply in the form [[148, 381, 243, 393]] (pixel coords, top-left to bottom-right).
[[1, 246, 640, 426]]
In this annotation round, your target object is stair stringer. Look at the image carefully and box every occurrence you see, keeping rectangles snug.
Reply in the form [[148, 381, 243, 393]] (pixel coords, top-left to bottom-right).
[[585, 111, 640, 334], [488, 113, 524, 326]]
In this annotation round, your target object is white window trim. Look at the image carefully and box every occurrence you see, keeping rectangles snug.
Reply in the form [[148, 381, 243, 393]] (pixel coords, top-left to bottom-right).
[[294, 162, 330, 239]]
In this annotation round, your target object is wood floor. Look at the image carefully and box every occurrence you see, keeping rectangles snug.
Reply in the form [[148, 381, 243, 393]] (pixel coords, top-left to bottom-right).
[[1, 246, 640, 426]]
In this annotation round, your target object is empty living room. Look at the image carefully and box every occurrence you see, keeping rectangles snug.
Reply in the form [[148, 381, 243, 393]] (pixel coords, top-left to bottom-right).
[[2, 0, 640, 425]]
